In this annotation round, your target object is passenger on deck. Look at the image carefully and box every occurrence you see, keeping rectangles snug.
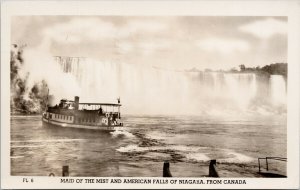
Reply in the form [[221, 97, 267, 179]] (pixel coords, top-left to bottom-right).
[[98, 107, 103, 115]]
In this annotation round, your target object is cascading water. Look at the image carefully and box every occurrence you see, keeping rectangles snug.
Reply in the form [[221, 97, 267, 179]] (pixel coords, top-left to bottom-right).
[[55, 57, 287, 115], [270, 75, 287, 105]]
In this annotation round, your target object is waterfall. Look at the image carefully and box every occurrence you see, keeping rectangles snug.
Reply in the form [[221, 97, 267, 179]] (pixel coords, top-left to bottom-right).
[[270, 75, 286, 105], [223, 73, 257, 109], [55, 57, 287, 115]]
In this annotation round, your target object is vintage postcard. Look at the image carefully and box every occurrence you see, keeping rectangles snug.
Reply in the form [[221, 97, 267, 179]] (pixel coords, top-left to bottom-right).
[[1, 0, 299, 189]]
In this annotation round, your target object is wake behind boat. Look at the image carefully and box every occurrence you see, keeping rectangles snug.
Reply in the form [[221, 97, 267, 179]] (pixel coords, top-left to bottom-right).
[[42, 96, 123, 131]]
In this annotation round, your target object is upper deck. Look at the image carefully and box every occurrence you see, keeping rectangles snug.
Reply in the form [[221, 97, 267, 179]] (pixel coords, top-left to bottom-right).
[[47, 96, 121, 116]]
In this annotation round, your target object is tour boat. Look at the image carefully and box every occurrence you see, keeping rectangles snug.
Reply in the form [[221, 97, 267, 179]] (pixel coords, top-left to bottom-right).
[[42, 96, 123, 131]]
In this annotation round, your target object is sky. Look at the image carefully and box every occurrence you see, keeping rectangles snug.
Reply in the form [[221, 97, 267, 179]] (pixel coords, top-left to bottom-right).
[[11, 16, 287, 71]]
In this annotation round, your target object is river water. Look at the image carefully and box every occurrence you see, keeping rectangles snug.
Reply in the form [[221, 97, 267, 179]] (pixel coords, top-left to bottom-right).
[[11, 114, 286, 177]]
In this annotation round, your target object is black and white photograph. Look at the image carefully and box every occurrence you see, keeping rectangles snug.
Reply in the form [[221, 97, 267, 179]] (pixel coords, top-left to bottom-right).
[[1, 1, 299, 189]]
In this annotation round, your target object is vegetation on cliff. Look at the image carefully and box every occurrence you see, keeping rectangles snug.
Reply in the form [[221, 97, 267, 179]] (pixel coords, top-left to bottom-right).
[[238, 63, 287, 78]]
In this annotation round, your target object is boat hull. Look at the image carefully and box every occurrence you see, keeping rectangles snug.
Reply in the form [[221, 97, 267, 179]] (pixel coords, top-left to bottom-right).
[[42, 117, 122, 131]]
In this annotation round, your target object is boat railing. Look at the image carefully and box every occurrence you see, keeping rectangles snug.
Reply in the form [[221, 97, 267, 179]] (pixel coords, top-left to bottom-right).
[[258, 157, 287, 173]]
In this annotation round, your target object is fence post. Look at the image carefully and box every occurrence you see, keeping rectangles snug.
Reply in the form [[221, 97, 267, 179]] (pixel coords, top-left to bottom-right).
[[163, 161, 172, 177], [62, 165, 69, 177], [209, 160, 219, 177]]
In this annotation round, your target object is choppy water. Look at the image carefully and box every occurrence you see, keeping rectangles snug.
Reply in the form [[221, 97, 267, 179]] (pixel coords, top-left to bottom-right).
[[11, 114, 286, 177]]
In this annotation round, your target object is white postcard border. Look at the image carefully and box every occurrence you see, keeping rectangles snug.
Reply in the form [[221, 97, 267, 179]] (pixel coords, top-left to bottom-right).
[[1, 0, 299, 189]]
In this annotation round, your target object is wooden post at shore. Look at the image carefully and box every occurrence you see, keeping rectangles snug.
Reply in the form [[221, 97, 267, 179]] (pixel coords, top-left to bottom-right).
[[163, 161, 172, 177], [62, 165, 69, 177], [209, 160, 219, 177]]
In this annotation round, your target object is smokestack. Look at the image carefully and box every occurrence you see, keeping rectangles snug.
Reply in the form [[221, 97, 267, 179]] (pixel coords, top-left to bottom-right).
[[74, 96, 79, 110]]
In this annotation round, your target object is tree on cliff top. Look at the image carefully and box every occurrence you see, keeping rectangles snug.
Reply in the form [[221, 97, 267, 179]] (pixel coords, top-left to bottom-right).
[[261, 63, 287, 77]]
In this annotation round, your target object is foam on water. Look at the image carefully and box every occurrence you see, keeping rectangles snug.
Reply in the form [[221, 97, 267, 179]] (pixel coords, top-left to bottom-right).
[[117, 144, 254, 164], [116, 144, 207, 154], [186, 153, 211, 162], [170, 145, 206, 152], [146, 131, 168, 140], [110, 130, 135, 138], [116, 144, 149, 153], [219, 151, 255, 163]]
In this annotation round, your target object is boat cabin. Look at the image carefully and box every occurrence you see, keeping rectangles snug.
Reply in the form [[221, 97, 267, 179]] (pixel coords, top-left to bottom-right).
[[45, 96, 122, 127]]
